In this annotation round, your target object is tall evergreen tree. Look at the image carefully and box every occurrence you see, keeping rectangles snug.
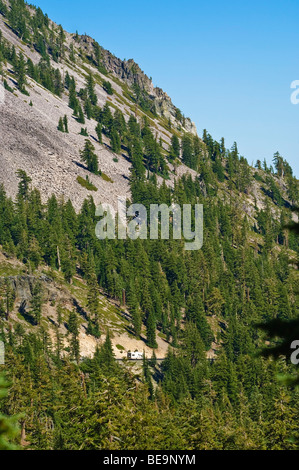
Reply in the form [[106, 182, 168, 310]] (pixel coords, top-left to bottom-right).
[[80, 140, 98, 174]]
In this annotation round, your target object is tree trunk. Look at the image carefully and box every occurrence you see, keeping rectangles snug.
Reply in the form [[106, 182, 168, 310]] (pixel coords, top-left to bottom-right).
[[57, 246, 61, 272]]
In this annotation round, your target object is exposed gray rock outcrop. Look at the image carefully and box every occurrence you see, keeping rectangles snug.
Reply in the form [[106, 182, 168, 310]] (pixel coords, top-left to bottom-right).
[[1, 275, 58, 311]]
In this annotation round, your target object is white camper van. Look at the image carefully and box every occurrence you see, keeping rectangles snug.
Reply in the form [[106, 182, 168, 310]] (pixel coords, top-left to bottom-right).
[[127, 351, 144, 360]]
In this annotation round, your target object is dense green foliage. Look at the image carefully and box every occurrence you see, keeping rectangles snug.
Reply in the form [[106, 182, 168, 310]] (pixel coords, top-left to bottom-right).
[[77, 176, 98, 192], [0, 374, 20, 450], [0, 151, 298, 448]]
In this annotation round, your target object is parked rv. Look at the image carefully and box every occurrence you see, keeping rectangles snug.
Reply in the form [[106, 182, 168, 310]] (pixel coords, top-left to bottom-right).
[[127, 351, 144, 360]]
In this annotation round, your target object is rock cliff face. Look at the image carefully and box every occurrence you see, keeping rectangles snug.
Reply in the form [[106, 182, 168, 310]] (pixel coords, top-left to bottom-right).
[[1, 274, 65, 313], [75, 34, 197, 135], [102, 54, 197, 133], [0, 10, 198, 210]]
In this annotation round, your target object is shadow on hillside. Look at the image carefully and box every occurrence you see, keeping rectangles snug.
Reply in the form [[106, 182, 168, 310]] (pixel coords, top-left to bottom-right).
[[90, 135, 98, 143], [72, 160, 88, 172], [73, 298, 89, 322], [261, 186, 291, 209], [19, 300, 36, 326]]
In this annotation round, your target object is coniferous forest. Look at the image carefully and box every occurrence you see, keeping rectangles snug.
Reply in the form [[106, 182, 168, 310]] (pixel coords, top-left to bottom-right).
[[0, 0, 299, 451]]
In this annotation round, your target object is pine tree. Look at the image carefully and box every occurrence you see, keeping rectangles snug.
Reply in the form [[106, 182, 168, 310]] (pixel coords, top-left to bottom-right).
[[130, 137, 145, 183], [1, 280, 15, 320], [110, 128, 121, 153], [16, 169, 31, 201], [131, 305, 142, 338], [57, 117, 64, 132], [150, 350, 157, 368], [146, 310, 158, 349], [95, 122, 102, 143], [80, 140, 98, 174], [97, 330, 115, 368], [77, 104, 85, 124], [103, 80, 113, 95], [68, 77, 78, 110], [68, 311, 80, 363], [86, 72, 97, 105], [169, 134, 180, 161], [30, 282, 43, 326], [63, 115, 69, 133], [15, 52, 26, 92], [84, 98, 92, 120], [79, 127, 88, 136], [182, 134, 197, 169], [86, 273, 101, 338]]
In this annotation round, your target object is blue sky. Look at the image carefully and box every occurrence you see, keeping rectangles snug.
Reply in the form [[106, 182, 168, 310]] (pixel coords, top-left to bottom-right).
[[33, 0, 299, 176]]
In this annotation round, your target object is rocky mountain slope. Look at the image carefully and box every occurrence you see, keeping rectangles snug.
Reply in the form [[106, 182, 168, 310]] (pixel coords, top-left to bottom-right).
[[0, 4, 196, 210], [0, 0, 203, 361], [0, 249, 173, 360]]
